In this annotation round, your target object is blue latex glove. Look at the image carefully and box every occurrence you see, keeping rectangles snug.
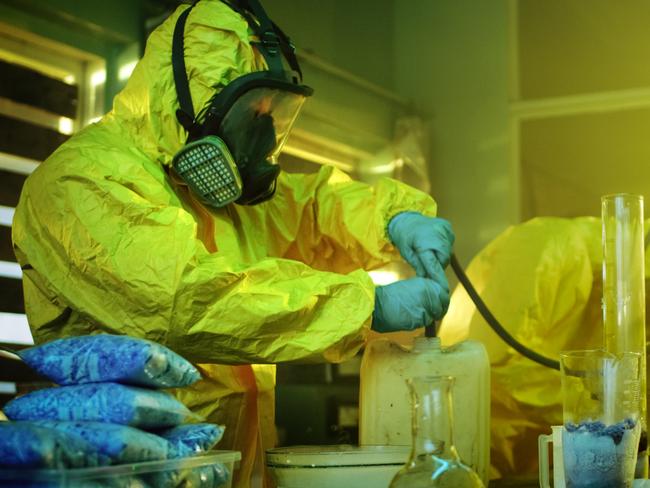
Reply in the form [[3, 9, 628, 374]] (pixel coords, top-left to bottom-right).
[[372, 277, 449, 333], [388, 212, 454, 287]]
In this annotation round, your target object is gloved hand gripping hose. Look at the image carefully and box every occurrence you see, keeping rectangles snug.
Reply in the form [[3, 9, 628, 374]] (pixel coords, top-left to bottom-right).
[[450, 253, 560, 371]]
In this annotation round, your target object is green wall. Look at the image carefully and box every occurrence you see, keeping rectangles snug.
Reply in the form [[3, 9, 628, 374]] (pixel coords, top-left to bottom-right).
[[393, 0, 512, 263], [264, 0, 395, 91], [263, 0, 401, 158]]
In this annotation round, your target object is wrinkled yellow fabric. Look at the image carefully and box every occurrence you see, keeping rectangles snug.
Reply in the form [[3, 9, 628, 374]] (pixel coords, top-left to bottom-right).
[[11, 2, 438, 487], [440, 216, 650, 478]]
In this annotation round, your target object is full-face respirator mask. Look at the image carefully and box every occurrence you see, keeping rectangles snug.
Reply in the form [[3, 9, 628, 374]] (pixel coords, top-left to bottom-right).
[[171, 0, 313, 208]]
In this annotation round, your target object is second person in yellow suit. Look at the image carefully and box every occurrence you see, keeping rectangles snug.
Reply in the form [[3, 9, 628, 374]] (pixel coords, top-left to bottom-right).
[[11, 1, 454, 487], [439, 216, 642, 478]]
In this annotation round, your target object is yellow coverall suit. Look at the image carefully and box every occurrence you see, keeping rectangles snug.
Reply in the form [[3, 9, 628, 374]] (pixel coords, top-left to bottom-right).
[[11, 2, 438, 486]]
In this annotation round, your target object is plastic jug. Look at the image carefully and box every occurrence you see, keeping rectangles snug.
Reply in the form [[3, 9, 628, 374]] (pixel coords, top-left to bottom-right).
[[359, 336, 490, 485]]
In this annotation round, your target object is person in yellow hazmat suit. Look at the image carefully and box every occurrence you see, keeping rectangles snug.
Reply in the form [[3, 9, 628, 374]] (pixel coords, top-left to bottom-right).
[[11, 1, 454, 487], [440, 216, 612, 478]]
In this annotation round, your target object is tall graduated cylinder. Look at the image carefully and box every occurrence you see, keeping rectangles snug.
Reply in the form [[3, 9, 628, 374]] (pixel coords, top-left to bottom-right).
[[359, 337, 490, 485], [602, 193, 647, 477]]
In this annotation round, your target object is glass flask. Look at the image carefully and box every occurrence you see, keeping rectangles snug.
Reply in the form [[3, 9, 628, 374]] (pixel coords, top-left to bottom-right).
[[389, 375, 484, 488]]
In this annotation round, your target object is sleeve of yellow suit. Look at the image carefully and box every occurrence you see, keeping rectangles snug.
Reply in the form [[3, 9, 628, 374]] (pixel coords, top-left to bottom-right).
[[13, 151, 435, 365], [263, 165, 438, 273]]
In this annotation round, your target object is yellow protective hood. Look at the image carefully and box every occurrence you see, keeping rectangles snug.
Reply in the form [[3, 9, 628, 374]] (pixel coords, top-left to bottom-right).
[[109, 1, 265, 167]]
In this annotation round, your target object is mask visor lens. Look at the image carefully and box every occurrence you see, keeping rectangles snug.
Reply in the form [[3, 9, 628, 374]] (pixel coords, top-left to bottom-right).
[[219, 87, 306, 167]]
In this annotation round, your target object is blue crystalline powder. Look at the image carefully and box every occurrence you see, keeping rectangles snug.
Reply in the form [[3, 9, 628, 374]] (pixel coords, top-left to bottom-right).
[[0, 421, 109, 469], [563, 419, 640, 488], [33, 421, 171, 464], [155, 423, 225, 456], [18, 334, 200, 388], [4, 383, 195, 429], [146, 424, 228, 487]]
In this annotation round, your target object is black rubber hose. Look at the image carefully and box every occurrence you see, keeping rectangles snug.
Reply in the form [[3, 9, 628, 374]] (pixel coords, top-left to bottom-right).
[[449, 253, 560, 371]]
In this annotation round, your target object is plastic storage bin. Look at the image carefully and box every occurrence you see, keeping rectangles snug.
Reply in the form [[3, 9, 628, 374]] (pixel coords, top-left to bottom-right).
[[0, 450, 241, 487]]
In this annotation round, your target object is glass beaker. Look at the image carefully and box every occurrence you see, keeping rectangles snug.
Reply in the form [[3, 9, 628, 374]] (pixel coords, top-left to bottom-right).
[[389, 375, 484, 488], [560, 350, 642, 488]]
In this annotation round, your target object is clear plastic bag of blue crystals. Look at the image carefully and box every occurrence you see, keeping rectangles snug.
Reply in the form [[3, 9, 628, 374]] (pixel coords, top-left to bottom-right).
[[33, 421, 173, 464], [156, 423, 225, 456], [4, 383, 196, 428], [0, 421, 109, 469], [18, 334, 200, 388]]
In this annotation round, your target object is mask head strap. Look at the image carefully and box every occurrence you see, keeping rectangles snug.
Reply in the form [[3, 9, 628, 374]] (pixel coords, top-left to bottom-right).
[[269, 19, 303, 82], [172, 1, 305, 140], [172, 4, 199, 138], [225, 0, 303, 82]]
